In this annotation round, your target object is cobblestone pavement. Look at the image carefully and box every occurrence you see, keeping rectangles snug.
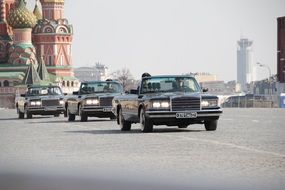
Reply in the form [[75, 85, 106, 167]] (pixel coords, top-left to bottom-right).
[[0, 108, 285, 190]]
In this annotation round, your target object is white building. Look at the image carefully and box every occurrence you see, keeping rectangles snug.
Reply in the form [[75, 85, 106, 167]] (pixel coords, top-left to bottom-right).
[[74, 63, 109, 82], [237, 38, 253, 92]]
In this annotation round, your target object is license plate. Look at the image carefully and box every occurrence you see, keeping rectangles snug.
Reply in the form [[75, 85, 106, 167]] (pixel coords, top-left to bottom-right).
[[176, 112, 197, 118], [45, 107, 57, 111], [103, 108, 112, 112]]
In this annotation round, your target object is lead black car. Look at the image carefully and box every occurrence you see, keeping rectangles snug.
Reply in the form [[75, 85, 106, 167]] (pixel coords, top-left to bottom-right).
[[15, 85, 66, 119], [66, 80, 123, 122], [113, 75, 223, 132]]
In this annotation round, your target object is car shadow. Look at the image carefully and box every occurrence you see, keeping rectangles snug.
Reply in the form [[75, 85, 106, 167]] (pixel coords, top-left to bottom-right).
[[65, 128, 204, 135], [31, 119, 113, 124], [0, 116, 52, 121]]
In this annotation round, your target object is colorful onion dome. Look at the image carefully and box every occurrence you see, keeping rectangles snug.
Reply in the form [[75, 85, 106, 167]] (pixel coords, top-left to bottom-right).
[[7, 0, 37, 29]]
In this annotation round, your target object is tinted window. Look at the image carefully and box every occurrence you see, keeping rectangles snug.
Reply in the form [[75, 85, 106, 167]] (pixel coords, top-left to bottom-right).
[[140, 77, 200, 94], [27, 86, 63, 96], [79, 82, 123, 94]]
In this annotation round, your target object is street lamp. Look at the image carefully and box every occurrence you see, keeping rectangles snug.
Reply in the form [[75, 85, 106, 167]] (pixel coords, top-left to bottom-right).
[[256, 62, 273, 106], [256, 62, 271, 80]]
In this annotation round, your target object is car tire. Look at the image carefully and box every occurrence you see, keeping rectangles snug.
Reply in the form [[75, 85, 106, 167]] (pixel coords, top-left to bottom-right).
[[110, 115, 116, 121], [63, 110, 67, 118], [67, 108, 76, 122], [119, 108, 131, 131], [178, 125, 188, 128], [204, 120, 217, 131], [140, 109, 153, 133], [25, 106, 32, 119], [18, 108, 24, 119], [79, 105, 88, 122]]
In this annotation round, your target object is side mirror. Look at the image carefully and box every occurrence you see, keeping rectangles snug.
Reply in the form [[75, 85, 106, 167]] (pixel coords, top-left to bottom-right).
[[63, 93, 68, 96], [20, 94, 26, 97], [202, 88, 208, 93], [130, 89, 138, 95], [73, 91, 78, 95]]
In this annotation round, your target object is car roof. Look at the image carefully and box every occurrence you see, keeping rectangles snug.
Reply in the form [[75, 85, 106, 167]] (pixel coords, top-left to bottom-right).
[[142, 75, 196, 79], [28, 85, 60, 88], [81, 81, 120, 84]]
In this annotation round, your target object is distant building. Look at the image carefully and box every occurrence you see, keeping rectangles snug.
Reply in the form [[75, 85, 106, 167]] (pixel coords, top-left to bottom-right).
[[237, 38, 253, 92], [199, 80, 240, 95], [75, 63, 109, 82], [193, 72, 217, 83]]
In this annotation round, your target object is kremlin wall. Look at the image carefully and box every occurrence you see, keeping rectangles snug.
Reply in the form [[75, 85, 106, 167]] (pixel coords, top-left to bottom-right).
[[0, 0, 79, 108]]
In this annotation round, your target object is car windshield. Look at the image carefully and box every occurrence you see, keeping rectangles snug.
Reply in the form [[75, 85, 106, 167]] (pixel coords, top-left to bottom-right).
[[79, 82, 123, 94], [140, 76, 200, 94], [27, 86, 63, 96]]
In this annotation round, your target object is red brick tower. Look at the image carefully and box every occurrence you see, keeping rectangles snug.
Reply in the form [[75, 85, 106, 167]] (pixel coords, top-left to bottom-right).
[[33, 0, 74, 77]]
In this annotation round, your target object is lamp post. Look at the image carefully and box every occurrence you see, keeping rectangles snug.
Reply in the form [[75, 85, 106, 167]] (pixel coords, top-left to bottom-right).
[[256, 62, 273, 107], [256, 62, 271, 80]]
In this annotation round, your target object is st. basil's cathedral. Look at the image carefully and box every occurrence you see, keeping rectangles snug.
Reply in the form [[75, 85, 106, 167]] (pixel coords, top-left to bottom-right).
[[0, 0, 79, 107]]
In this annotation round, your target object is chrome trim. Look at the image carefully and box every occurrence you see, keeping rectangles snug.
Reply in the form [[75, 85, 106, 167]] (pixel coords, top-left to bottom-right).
[[146, 109, 222, 118]]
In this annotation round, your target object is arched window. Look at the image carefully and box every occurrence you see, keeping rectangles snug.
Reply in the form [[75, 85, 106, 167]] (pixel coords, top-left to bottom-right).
[[71, 81, 74, 87], [0, 81, 2, 87], [62, 81, 65, 87], [67, 81, 70, 87], [3, 80, 9, 87]]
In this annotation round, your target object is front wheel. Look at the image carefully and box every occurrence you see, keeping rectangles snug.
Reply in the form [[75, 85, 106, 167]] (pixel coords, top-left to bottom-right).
[[17, 108, 24, 119], [178, 124, 188, 128], [79, 105, 88, 122], [67, 107, 76, 121], [25, 106, 32, 119], [63, 110, 67, 117], [119, 109, 131, 131], [204, 120, 217, 131], [110, 115, 116, 121], [140, 109, 153, 133]]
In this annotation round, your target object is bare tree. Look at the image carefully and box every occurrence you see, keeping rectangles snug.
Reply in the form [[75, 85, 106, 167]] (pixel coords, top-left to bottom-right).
[[111, 68, 136, 91]]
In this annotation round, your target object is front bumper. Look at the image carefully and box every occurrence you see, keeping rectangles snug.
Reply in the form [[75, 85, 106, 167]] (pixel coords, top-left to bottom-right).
[[146, 109, 222, 118], [82, 106, 115, 117], [28, 106, 65, 115], [145, 109, 222, 125]]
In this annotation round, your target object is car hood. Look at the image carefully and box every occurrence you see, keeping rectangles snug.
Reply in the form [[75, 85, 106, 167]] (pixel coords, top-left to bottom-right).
[[28, 95, 64, 100]]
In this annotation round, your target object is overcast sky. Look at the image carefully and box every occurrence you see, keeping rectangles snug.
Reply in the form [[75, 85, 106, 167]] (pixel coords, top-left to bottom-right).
[[29, 0, 285, 81]]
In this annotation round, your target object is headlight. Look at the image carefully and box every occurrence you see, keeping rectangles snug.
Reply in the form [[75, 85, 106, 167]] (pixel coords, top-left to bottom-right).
[[30, 101, 41, 106], [59, 100, 65, 105], [86, 99, 99, 105], [152, 101, 170, 108], [201, 99, 218, 107]]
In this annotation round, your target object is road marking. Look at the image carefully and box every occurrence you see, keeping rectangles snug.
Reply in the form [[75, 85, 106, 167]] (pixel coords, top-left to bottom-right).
[[163, 135, 285, 158]]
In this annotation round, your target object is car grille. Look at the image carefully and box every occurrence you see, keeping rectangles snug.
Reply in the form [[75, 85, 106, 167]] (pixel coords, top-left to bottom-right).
[[99, 97, 113, 107], [42, 99, 59, 106], [171, 97, 200, 111]]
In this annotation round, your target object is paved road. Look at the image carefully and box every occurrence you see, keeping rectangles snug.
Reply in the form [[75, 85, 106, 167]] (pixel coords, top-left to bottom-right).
[[0, 108, 285, 189]]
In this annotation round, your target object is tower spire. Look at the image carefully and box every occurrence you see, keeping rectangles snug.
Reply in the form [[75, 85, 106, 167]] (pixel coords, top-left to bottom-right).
[[33, 0, 42, 21], [40, 0, 65, 20]]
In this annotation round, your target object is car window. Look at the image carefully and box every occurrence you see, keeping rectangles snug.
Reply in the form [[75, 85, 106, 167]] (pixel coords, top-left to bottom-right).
[[27, 87, 62, 96], [140, 77, 200, 94], [80, 82, 123, 94]]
